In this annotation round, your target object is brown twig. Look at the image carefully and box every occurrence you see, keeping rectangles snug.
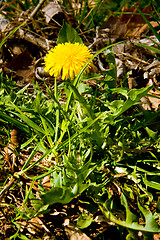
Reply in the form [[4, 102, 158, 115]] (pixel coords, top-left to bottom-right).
[[27, 0, 46, 21], [0, 177, 16, 202]]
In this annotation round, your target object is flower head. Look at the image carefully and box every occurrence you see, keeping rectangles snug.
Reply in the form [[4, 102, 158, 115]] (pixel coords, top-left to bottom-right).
[[44, 42, 93, 80]]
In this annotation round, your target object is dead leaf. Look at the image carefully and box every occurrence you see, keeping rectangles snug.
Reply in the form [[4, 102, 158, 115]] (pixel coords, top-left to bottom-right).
[[154, 233, 160, 240], [102, 16, 127, 39], [41, 175, 51, 189], [4, 129, 19, 172], [6, 48, 33, 71], [102, 4, 154, 38], [16, 217, 50, 235], [120, 4, 152, 25], [0, 17, 13, 33], [148, 88, 160, 110], [140, 96, 151, 110], [120, 4, 153, 37], [64, 219, 91, 240], [28, 217, 50, 234], [16, 65, 35, 84], [42, 0, 62, 23]]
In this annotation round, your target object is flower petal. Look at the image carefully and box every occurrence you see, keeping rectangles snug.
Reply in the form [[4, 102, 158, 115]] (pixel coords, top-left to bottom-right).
[[44, 42, 93, 80]]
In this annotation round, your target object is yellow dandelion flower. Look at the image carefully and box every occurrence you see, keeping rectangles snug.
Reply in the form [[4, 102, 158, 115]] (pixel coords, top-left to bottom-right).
[[44, 42, 93, 80]]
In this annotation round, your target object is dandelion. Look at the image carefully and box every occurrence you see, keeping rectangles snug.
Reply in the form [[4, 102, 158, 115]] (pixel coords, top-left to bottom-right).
[[44, 42, 93, 80]]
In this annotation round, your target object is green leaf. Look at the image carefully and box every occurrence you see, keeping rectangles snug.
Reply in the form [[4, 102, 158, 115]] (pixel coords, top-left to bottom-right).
[[134, 42, 160, 54], [145, 126, 158, 139], [57, 21, 83, 44], [12, 111, 44, 137], [10, 102, 45, 136], [41, 159, 94, 205], [29, 190, 44, 212], [128, 87, 151, 102], [77, 212, 93, 229], [99, 193, 160, 236], [41, 187, 75, 205], [18, 234, 40, 240], [143, 179, 160, 191], [0, 111, 29, 133], [114, 86, 153, 117], [138, 201, 160, 236], [121, 193, 139, 225], [53, 171, 62, 188]]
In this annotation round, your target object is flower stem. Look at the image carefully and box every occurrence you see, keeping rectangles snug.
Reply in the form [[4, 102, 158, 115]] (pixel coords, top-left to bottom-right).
[[67, 80, 103, 147], [54, 77, 59, 144]]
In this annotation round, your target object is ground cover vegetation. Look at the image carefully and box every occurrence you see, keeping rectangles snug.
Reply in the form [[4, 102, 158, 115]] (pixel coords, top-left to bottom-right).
[[0, 0, 160, 239]]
